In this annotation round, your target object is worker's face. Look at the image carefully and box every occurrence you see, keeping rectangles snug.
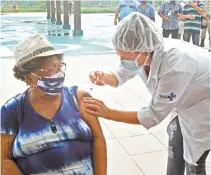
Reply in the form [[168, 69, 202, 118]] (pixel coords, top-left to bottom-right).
[[116, 49, 149, 67]]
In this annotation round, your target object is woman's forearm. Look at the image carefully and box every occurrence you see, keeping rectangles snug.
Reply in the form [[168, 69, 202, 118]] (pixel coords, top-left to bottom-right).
[[93, 137, 107, 175], [2, 159, 23, 175]]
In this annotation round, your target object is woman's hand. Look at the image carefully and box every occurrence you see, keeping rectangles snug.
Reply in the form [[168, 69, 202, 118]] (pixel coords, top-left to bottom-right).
[[83, 97, 110, 118]]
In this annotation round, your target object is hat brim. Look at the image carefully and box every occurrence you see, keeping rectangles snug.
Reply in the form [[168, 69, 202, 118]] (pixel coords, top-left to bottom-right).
[[17, 50, 65, 65]]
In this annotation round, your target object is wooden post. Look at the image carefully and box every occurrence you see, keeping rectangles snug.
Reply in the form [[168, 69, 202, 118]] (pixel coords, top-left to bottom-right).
[[56, 0, 62, 25], [47, 0, 51, 20], [51, 0, 56, 24], [73, 0, 83, 36], [63, 0, 70, 29]]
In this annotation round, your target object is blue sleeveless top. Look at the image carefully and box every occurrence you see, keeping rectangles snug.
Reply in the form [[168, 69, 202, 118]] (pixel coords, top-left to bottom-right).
[[0, 86, 94, 175]]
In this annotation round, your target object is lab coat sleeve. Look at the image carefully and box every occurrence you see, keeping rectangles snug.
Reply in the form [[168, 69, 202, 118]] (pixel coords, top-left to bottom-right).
[[113, 64, 138, 86], [137, 71, 194, 129]]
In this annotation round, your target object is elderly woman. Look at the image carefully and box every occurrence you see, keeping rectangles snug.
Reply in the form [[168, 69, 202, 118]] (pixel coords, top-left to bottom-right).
[[1, 35, 107, 175], [84, 12, 210, 175]]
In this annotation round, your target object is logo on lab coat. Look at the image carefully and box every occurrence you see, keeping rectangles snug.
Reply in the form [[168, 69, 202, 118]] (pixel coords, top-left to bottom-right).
[[159, 93, 176, 101]]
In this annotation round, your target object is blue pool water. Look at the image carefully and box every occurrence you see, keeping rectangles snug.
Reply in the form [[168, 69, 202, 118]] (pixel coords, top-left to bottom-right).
[[0, 12, 116, 57], [1, 12, 209, 58]]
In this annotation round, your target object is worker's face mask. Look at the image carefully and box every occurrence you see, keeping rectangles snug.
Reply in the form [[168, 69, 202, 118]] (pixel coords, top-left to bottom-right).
[[31, 71, 65, 96], [120, 54, 143, 71], [120, 52, 151, 71]]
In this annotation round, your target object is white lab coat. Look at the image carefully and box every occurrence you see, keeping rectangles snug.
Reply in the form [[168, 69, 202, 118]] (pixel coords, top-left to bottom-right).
[[114, 38, 210, 165]]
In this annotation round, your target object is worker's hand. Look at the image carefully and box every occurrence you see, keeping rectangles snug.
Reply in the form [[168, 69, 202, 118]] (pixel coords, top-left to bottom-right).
[[114, 20, 117, 25], [89, 71, 105, 86], [83, 97, 110, 118], [164, 16, 169, 22], [191, 2, 197, 9]]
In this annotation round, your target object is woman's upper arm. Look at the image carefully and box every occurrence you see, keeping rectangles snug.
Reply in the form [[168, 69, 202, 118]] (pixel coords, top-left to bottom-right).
[[76, 89, 104, 138], [1, 134, 16, 160], [1, 101, 19, 160], [1, 134, 23, 175]]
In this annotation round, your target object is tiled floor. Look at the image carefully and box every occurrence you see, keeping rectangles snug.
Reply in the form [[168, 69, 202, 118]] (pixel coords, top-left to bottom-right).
[[0, 50, 210, 175], [132, 150, 168, 175]]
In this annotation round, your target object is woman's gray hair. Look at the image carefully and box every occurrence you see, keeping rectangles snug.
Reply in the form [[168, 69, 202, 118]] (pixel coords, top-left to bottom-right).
[[13, 54, 63, 82]]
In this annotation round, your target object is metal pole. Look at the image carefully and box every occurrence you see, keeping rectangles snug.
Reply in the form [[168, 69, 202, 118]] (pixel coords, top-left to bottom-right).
[[73, 0, 83, 36], [47, 0, 51, 20], [51, 0, 56, 24], [56, 0, 62, 25], [63, 0, 70, 29]]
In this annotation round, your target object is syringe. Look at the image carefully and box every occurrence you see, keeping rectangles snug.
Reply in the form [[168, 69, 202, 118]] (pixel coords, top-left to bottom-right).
[[88, 81, 96, 94]]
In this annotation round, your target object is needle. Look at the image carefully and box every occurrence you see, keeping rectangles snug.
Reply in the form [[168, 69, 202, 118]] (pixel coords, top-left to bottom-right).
[[88, 81, 96, 94]]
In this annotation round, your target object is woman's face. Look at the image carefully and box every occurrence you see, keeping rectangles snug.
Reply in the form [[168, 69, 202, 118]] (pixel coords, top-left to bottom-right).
[[27, 56, 64, 95]]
